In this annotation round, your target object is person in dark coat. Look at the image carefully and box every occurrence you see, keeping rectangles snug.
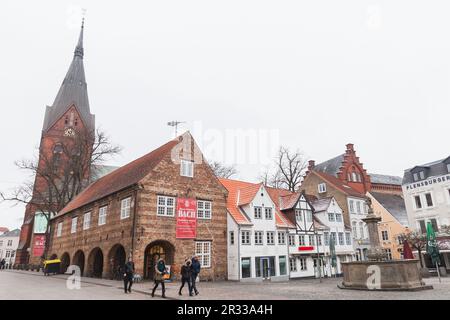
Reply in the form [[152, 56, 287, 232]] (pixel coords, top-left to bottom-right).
[[0, 259, 5, 270], [179, 259, 193, 296], [151, 258, 167, 298], [190, 256, 201, 296], [123, 257, 135, 293]]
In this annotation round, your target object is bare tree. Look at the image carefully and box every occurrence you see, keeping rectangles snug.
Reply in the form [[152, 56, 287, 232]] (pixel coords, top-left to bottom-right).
[[209, 161, 238, 179], [1, 129, 121, 260], [258, 167, 283, 189], [273, 146, 308, 192]]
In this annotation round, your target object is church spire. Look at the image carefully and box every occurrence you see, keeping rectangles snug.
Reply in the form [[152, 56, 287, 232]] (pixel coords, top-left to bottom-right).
[[74, 18, 84, 59], [42, 18, 95, 133]]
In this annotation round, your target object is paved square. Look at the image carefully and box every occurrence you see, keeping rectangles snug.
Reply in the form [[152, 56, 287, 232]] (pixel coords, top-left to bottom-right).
[[1, 270, 448, 300]]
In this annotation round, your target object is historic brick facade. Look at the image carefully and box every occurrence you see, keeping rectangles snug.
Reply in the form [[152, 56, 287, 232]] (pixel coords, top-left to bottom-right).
[[48, 132, 228, 281]]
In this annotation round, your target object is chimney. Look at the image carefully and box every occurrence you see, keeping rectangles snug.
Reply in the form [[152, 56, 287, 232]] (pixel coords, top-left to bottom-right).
[[308, 160, 315, 171], [346, 143, 354, 153]]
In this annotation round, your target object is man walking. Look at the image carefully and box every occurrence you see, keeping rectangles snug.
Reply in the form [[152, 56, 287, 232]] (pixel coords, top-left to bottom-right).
[[123, 257, 135, 294], [179, 259, 193, 296], [190, 256, 201, 296]]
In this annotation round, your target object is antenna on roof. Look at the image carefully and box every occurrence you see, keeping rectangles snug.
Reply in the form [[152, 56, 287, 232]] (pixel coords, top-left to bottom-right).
[[167, 121, 185, 137]]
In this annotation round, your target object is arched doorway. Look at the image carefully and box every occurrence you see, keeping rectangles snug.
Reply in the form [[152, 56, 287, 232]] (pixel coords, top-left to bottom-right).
[[144, 240, 175, 279], [87, 248, 104, 278], [60, 252, 70, 274], [108, 244, 126, 280], [72, 250, 85, 276]]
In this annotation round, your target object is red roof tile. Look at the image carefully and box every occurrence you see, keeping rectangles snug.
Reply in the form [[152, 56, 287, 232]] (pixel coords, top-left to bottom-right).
[[0, 227, 9, 233], [218, 178, 255, 225], [57, 138, 180, 216], [312, 171, 366, 198]]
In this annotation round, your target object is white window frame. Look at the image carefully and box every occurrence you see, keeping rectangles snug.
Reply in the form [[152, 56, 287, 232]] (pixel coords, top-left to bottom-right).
[[254, 231, 263, 245], [381, 230, 389, 241], [338, 232, 344, 245], [289, 257, 297, 272], [241, 230, 251, 245], [299, 235, 305, 246], [349, 200, 355, 214], [318, 183, 327, 193], [288, 234, 296, 246], [120, 197, 132, 219], [266, 231, 275, 245], [254, 206, 262, 219], [336, 213, 343, 222], [98, 205, 108, 226], [56, 222, 63, 237], [195, 241, 211, 268], [424, 192, 434, 208], [180, 159, 194, 178], [413, 194, 422, 210], [197, 200, 212, 219], [71, 217, 78, 234], [299, 257, 307, 271], [345, 232, 351, 245], [328, 212, 335, 222], [278, 232, 286, 245], [265, 207, 273, 220], [83, 211, 91, 230], [157, 195, 175, 217]]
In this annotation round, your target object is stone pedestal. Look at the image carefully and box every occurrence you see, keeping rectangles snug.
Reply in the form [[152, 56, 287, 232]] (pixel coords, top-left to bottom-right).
[[338, 198, 433, 291], [339, 260, 433, 291]]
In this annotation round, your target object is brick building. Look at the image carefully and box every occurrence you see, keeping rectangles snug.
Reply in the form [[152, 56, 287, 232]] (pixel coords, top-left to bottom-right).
[[48, 132, 228, 281], [302, 143, 408, 261], [16, 20, 96, 265]]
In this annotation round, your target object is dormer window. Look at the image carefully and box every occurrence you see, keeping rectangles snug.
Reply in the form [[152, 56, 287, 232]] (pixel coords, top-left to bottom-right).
[[180, 159, 194, 177], [413, 171, 425, 181], [447, 163, 450, 173], [318, 183, 327, 193]]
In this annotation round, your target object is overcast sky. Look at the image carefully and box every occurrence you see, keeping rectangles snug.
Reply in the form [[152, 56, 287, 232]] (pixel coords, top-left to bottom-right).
[[1, 0, 449, 230]]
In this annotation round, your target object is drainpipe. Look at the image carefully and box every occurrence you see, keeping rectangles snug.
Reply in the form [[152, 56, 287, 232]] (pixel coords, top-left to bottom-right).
[[130, 184, 142, 260], [237, 225, 241, 281]]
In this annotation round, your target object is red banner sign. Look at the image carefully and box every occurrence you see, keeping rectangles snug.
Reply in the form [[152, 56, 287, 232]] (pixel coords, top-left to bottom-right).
[[298, 246, 314, 251], [33, 235, 46, 257], [176, 198, 197, 239]]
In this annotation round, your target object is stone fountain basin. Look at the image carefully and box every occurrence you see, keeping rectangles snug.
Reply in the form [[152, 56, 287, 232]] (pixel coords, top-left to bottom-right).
[[338, 259, 433, 291]]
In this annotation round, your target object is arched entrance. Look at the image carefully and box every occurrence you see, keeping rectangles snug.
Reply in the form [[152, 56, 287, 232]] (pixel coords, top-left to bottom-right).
[[108, 244, 126, 280], [144, 240, 175, 279], [72, 250, 85, 276], [87, 248, 104, 278], [60, 252, 70, 274]]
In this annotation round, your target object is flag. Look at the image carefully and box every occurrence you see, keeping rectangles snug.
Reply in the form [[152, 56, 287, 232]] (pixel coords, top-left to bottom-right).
[[330, 235, 337, 268], [426, 221, 441, 266]]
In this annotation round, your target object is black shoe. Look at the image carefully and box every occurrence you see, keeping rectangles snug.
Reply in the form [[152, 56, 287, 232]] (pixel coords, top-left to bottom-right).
[[162, 294, 166, 298], [128, 289, 132, 293], [195, 291, 199, 295], [189, 293, 194, 296], [179, 292, 182, 296]]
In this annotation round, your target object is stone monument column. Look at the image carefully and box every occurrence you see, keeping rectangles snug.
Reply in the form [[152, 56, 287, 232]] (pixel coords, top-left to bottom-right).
[[362, 198, 387, 261]]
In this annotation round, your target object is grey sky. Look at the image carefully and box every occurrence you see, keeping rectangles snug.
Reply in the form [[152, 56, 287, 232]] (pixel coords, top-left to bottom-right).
[[1, 0, 449, 229]]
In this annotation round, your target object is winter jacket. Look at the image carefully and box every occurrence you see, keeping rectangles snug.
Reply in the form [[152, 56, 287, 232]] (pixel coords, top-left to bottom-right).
[[191, 259, 201, 275], [181, 265, 192, 279]]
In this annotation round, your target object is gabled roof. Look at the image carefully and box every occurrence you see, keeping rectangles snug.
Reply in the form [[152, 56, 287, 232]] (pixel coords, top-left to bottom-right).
[[369, 173, 402, 186], [370, 192, 409, 226], [219, 179, 295, 228], [43, 19, 95, 133], [56, 137, 180, 217], [310, 197, 332, 213], [219, 178, 255, 225], [0, 229, 20, 238], [0, 227, 10, 234], [311, 171, 366, 198], [313, 154, 345, 177]]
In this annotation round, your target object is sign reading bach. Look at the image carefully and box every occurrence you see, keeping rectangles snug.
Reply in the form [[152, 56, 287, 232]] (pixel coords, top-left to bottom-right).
[[176, 198, 197, 239]]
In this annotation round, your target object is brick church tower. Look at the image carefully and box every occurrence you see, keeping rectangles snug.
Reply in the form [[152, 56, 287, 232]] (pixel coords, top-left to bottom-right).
[[15, 20, 95, 265]]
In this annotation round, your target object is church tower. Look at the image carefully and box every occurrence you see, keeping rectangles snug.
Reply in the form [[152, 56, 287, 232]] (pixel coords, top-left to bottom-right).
[[15, 20, 95, 264]]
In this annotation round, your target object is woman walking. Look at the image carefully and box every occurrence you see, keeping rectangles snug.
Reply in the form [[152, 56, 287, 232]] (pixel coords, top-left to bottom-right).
[[179, 259, 193, 296], [151, 258, 167, 298]]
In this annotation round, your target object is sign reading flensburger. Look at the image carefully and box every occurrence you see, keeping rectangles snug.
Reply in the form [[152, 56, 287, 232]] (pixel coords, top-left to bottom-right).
[[405, 174, 450, 190], [176, 198, 197, 239]]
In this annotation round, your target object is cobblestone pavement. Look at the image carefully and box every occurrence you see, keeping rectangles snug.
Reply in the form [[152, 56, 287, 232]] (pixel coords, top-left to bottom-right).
[[1, 270, 449, 300]]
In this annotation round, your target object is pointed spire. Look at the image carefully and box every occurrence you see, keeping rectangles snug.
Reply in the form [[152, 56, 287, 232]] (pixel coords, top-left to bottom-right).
[[74, 18, 84, 58]]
